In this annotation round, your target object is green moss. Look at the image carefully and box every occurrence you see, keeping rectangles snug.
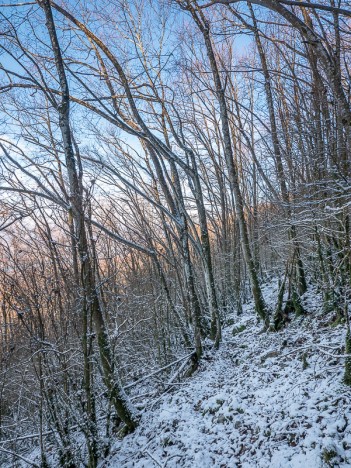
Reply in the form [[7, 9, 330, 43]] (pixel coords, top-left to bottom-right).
[[292, 289, 305, 317], [302, 352, 309, 370], [322, 448, 337, 466], [343, 330, 351, 386], [323, 295, 335, 314], [161, 436, 174, 447], [284, 298, 295, 315], [330, 317, 344, 327], [273, 277, 286, 331], [232, 324, 246, 335]]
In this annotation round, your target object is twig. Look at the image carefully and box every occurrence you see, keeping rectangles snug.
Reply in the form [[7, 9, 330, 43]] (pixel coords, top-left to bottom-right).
[[145, 450, 162, 467], [124, 352, 194, 390], [0, 447, 40, 467]]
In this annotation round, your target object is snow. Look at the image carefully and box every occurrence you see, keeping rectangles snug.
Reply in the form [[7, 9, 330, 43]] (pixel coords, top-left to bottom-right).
[[104, 282, 351, 467]]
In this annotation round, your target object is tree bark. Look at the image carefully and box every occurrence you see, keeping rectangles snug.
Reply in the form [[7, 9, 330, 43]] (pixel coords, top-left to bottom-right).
[[38, 0, 138, 433]]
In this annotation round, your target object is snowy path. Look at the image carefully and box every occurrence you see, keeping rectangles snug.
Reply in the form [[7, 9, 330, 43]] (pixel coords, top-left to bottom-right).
[[105, 289, 351, 467]]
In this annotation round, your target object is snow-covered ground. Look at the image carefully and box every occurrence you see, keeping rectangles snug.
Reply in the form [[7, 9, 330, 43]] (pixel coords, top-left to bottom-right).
[[105, 283, 351, 467]]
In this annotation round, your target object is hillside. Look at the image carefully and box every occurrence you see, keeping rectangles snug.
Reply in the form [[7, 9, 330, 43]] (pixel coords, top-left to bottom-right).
[[105, 284, 351, 467]]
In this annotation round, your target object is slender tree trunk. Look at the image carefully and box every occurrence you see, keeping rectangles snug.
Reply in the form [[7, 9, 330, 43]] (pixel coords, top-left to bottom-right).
[[249, 3, 307, 295], [147, 146, 203, 354], [187, 2, 268, 326], [38, 0, 138, 432]]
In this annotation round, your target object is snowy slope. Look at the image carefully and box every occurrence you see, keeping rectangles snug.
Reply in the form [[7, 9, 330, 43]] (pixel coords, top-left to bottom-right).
[[104, 284, 351, 468]]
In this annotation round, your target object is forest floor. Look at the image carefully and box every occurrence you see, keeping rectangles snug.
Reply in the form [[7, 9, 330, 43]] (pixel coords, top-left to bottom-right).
[[105, 282, 351, 468]]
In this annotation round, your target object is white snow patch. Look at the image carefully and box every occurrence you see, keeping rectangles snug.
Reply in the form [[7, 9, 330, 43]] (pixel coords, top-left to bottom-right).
[[104, 283, 351, 467]]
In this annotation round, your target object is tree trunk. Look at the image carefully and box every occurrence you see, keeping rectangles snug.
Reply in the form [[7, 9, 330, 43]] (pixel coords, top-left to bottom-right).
[[38, 0, 138, 432]]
